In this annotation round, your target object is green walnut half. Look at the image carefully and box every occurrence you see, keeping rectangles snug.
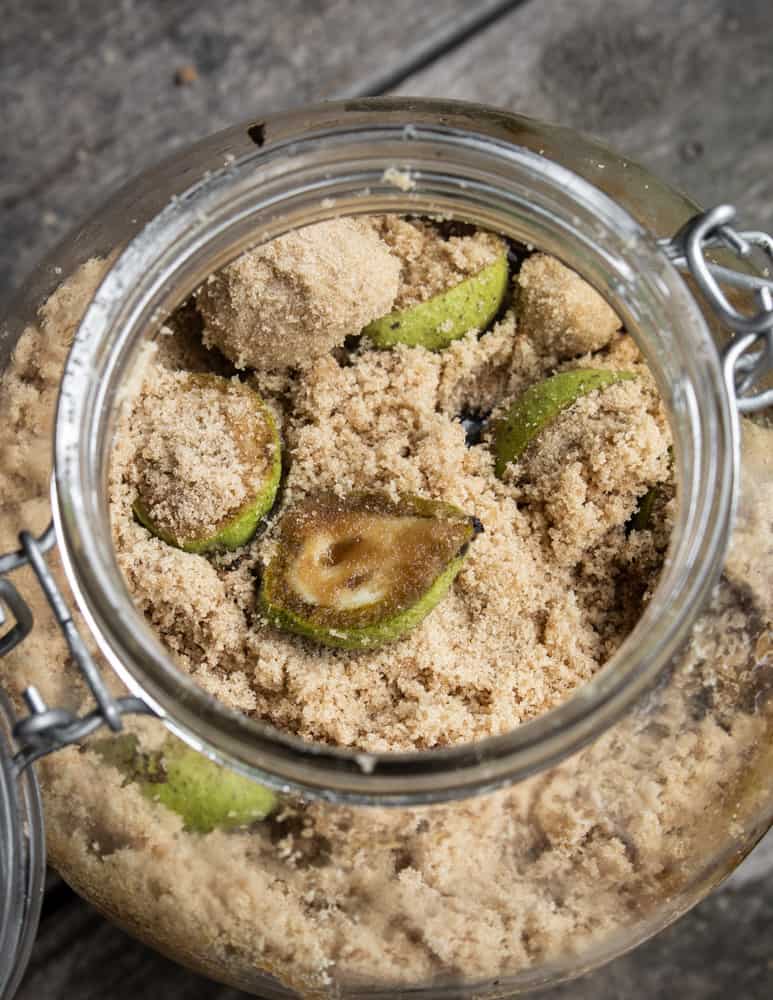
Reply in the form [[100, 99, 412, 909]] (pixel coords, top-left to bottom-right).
[[259, 492, 482, 649], [629, 486, 658, 532], [134, 373, 281, 553], [492, 368, 636, 478], [629, 447, 673, 532], [90, 734, 277, 833], [362, 252, 508, 350]]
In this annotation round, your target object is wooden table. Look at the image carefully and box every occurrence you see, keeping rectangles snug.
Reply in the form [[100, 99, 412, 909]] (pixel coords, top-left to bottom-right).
[[3, 1, 772, 996]]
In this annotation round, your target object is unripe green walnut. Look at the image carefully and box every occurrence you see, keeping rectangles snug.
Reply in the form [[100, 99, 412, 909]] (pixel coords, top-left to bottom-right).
[[491, 369, 637, 478], [90, 734, 277, 833], [363, 252, 508, 350], [134, 373, 281, 553], [259, 492, 483, 649]]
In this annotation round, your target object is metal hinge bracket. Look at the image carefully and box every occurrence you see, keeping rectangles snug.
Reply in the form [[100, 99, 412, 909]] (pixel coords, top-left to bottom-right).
[[0, 523, 154, 775]]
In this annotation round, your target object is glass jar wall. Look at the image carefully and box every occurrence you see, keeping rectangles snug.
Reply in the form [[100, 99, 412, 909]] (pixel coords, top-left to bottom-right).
[[0, 99, 770, 997], [0, 693, 45, 1000]]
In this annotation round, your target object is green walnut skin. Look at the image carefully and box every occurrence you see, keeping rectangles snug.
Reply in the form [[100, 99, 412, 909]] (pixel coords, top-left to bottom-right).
[[363, 252, 508, 350], [134, 384, 281, 554], [492, 369, 636, 478], [262, 550, 470, 651], [91, 733, 277, 833], [629, 446, 673, 532], [259, 493, 482, 650], [629, 486, 657, 532]]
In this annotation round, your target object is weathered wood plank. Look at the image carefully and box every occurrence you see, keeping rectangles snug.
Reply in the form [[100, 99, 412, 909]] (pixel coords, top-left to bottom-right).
[[0, 0, 516, 302], [395, 0, 773, 227]]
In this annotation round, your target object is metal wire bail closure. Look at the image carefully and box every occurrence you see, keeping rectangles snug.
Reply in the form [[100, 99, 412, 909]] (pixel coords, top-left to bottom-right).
[[659, 204, 773, 413], [0, 517, 154, 776]]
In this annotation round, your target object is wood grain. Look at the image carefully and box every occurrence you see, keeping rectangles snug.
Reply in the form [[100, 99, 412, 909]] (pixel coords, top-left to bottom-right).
[[395, 0, 773, 225], [0, 0, 516, 302]]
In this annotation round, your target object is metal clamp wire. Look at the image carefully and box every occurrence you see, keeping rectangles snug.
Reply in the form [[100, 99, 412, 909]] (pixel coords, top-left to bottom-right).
[[723, 329, 773, 414], [0, 578, 33, 657], [0, 523, 56, 576], [19, 530, 124, 733], [12, 692, 153, 775], [660, 205, 773, 413], [0, 523, 157, 773], [677, 206, 773, 335]]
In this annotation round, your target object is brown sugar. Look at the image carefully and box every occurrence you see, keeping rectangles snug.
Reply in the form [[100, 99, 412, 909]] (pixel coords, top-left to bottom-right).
[[197, 217, 400, 369], [517, 251, 622, 357], [173, 64, 199, 86], [503, 375, 671, 566], [373, 215, 506, 309], [131, 370, 277, 544], [108, 220, 672, 749]]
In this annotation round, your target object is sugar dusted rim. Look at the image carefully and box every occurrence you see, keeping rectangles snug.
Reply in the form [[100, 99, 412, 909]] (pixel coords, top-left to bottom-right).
[[52, 101, 736, 804]]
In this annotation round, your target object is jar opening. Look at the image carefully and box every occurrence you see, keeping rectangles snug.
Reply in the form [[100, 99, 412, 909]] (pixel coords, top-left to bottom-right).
[[52, 121, 736, 804]]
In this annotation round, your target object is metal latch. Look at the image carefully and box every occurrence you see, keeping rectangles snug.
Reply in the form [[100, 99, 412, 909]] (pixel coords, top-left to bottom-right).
[[659, 204, 773, 414], [0, 523, 153, 775]]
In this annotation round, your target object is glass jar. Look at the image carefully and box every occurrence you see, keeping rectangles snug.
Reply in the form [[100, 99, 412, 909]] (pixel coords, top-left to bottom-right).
[[0, 98, 770, 998], [0, 693, 45, 1000]]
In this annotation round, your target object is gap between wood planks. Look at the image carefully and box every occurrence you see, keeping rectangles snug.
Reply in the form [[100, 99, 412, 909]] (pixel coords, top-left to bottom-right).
[[335, 0, 529, 98]]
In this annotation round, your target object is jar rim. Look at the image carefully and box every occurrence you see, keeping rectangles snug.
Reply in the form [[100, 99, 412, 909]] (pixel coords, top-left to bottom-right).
[[52, 104, 737, 804]]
